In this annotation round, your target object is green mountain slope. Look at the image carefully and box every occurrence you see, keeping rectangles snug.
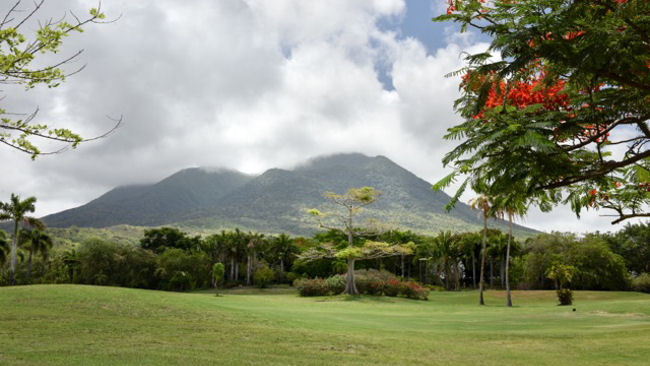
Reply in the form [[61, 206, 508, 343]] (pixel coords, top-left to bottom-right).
[[42, 153, 536, 236]]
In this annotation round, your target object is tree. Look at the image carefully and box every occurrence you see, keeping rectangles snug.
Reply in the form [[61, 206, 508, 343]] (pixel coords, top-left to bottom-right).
[[0, 193, 42, 285], [246, 232, 265, 286], [0, 230, 9, 265], [212, 262, 225, 296], [0, 1, 121, 158], [20, 227, 53, 282], [432, 231, 461, 290], [469, 195, 492, 305], [140, 227, 200, 254], [268, 233, 299, 273], [306, 187, 411, 295], [547, 263, 576, 305], [434, 0, 650, 225], [492, 194, 528, 307]]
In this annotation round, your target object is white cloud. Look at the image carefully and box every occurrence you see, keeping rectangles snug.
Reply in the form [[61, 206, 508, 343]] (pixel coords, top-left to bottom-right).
[[0, 0, 639, 233]]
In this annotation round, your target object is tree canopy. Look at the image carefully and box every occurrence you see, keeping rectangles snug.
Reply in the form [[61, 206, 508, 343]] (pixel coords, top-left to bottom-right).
[[434, 0, 649, 224]]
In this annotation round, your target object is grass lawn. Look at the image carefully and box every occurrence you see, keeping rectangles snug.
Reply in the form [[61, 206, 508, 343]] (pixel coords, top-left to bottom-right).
[[1, 285, 649, 365]]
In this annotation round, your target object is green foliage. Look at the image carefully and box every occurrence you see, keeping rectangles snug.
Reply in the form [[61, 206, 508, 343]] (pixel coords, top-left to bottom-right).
[[631, 273, 650, 293], [324, 274, 346, 295], [434, 0, 650, 225], [0, 3, 115, 158], [555, 288, 574, 306], [524, 233, 628, 290], [155, 248, 210, 291], [140, 227, 201, 253], [254, 264, 275, 288], [212, 262, 225, 287], [74, 238, 157, 288]]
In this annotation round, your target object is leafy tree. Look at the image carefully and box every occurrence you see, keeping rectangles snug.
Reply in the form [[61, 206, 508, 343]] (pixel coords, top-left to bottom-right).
[[0, 230, 9, 265], [140, 227, 200, 254], [254, 262, 274, 288], [19, 228, 52, 282], [547, 263, 576, 305], [434, 0, 650, 225], [599, 222, 650, 275], [0, 1, 121, 158], [306, 187, 410, 295], [0, 193, 43, 285], [212, 262, 225, 295]]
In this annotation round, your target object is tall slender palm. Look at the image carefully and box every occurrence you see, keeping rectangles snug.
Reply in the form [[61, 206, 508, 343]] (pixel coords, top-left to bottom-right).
[[0, 194, 41, 285], [492, 195, 527, 307], [246, 232, 265, 286], [469, 195, 492, 306], [20, 228, 53, 282]]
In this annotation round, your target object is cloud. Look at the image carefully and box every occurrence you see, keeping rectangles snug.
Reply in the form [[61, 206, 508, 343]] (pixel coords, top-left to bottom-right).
[[0, 0, 637, 233]]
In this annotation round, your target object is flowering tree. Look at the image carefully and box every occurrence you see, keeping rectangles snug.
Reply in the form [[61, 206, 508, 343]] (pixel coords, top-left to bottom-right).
[[305, 187, 413, 295], [434, 0, 649, 224]]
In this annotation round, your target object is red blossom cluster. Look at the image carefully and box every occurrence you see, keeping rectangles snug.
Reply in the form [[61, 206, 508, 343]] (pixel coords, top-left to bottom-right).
[[462, 72, 569, 118]]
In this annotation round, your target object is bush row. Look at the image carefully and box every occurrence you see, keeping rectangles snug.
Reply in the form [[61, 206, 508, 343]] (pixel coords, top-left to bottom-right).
[[294, 269, 428, 300]]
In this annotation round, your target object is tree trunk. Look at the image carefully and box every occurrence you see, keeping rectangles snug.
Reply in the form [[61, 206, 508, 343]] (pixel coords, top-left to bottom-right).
[[500, 257, 505, 288], [401, 255, 405, 277], [230, 257, 235, 281], [479, 214, 488, 305], [506, 214, 513, 307], [345, 258, 359, 295], [10, 221, 18, 286], [489, 258, 494, 288], [246, 255, 251, 286], [280, 258, 284, 273], [234, 261, 239, 281], [472, 251, 477, 289], [455, 263, 460, 290], [26, 250, 33, 283]]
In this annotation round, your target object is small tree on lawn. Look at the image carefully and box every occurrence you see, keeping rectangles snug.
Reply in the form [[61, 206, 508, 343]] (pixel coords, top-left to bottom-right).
[[547, 263, 576, 306], [212, 262, 225, 296]]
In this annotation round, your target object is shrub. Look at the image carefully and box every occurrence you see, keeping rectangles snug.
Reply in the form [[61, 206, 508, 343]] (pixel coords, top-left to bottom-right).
[[400, 281, 429, 300], [366, 279, 385, 295], [325, 275, 346, 295], [254, 265, 275, 288], [384, 278, 401, 297], [296, 278, 329, 296], [631, 273, 650, 293], [556, 289, 573, 306], [286, 271, 299, 285]]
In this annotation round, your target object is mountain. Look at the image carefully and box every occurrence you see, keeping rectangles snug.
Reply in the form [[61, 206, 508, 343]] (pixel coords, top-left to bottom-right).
[[42, 153, 536, 236], [43, 168, 254, 227]]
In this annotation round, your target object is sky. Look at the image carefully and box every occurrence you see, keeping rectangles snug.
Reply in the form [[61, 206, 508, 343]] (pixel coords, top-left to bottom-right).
[[0, 0, 639, 234]]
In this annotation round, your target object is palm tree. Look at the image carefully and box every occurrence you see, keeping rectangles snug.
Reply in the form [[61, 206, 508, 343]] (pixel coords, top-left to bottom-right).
[[20, 228, 53, 282], [492, 195, 527, 307], [270, 233, 297, 273], [433, 231, 460, 290], [246, 232, 265, 286], [0, 194, 41, 285], [469, 195, 492, 305]]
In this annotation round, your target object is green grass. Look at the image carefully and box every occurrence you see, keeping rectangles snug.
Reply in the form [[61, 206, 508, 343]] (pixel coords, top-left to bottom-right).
[[1, 285, 649, 365]]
